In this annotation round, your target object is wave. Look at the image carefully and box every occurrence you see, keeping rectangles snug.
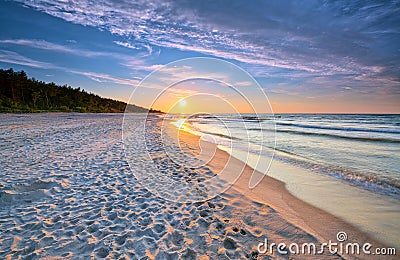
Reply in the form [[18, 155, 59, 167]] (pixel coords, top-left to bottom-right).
[[201, 131, 242, 141], [248, 128, 400, 143], [276, 122, 400, 134], [190, 114, 274, 123], [218, 140, 400, 199], [188, 115, 400, 199], [270, 148, 400, 198], [185, 120, 400, 198]]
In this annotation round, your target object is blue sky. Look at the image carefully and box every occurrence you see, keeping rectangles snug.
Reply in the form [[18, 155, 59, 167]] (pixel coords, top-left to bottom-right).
[[0, 0, 399, 113]]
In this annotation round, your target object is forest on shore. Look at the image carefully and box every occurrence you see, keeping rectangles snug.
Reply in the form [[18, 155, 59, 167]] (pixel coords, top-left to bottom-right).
[[0, 68, 160, 113]]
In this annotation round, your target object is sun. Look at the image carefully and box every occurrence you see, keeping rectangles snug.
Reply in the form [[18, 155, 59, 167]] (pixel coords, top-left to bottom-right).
[[179, 99, 187, 106]]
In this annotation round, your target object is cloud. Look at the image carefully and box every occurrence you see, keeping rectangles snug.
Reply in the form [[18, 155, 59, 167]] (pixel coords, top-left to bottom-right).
[[0, 38, 156, 73], [69, 70, 141, 86], [123, 59, 164, 72], [0, 50, 58, 69], [6, 0, 399, 104], [113, 41, 155, 58], [235, 81, 253, 87], [0, 49, 141, 87], [0, 39, 109, 57], [13, 0, 400, 82], [113, 41, 139, 50]]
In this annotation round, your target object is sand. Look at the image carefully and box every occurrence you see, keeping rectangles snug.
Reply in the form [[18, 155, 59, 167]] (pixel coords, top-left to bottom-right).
[[0, 113, 396, 259], [173, 117, 395, 259]]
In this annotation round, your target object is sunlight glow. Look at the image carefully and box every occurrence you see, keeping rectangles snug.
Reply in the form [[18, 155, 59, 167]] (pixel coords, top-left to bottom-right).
[[179, 99, 187, 106], [172, 119, 186, 130]]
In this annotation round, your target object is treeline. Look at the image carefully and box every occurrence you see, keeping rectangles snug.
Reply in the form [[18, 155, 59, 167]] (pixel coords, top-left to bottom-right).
[[0, 68, 160, 113]]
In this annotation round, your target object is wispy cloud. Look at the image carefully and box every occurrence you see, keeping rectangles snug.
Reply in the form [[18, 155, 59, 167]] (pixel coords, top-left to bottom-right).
[[69, 70, 141, 86], [123, 60, 164, 72], [0, 50, 58, 69], [13, 0, 400, 82], [4, 0, 399, 105], [0, 49, 141, 87], [0, 39, 109, 57], [113, 41, 155, 57], [0, 38, 164, 75], [113, 41, 139, 50]]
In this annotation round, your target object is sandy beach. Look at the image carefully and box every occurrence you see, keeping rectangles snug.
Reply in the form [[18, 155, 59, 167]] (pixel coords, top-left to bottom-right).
[[1, 0, 399, 259], [169, 115, 395, 259], [0, 113, 396, 259]]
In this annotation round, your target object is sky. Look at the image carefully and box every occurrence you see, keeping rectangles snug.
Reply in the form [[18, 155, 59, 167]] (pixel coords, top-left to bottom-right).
[[0, 0, 399, 113]]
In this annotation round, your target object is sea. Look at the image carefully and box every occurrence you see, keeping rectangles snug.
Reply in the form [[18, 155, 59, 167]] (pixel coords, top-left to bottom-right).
[[167, 113, 400, 246], [177, 113, 400, 198]]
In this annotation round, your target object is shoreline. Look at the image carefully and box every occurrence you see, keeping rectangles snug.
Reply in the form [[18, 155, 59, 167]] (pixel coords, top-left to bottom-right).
[[1, 113, 397, 259], [171, 122, 395, 258], [220, 145, 400, 248]]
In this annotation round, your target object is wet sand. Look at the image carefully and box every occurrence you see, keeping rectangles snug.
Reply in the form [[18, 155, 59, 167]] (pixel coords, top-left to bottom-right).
[[174, 119, 394, 259]]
